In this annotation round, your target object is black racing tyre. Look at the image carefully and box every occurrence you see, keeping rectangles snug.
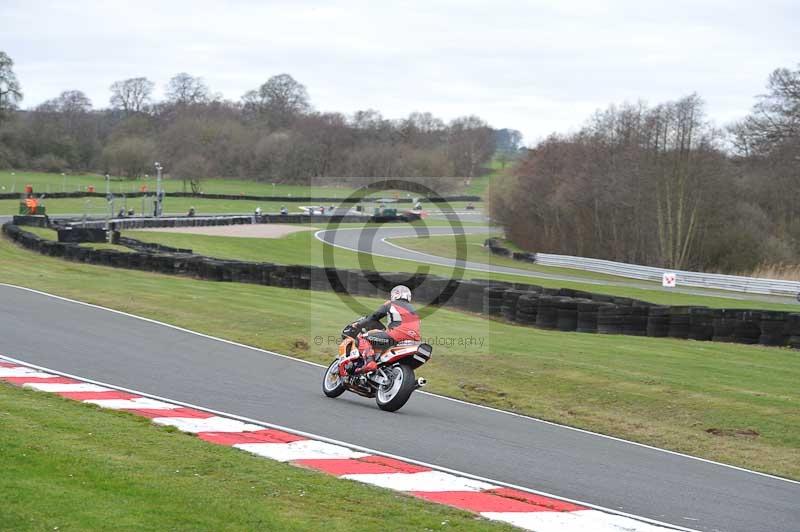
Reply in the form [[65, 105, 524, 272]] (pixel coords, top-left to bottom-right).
[[787, 314, 800, 336], [322, 359, 347, 398], [376, 364, 416, 412]]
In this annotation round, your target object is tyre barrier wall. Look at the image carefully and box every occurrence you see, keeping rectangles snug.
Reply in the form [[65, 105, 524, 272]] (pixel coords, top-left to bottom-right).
[[53, 213, 383, 231], [4, 220, 800, 350], [117, 236, 193, 255], [12, 215, 49, 227], [0, 191, 481, 203]]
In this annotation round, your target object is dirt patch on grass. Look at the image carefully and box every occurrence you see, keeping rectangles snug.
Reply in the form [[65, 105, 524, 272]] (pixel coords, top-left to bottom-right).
[[706, 428, 761, 438], [136, 224, 316, 238]]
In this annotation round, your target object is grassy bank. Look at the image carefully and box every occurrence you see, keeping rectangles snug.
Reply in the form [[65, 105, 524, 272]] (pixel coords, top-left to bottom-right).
[[1, 236, 798, 479], [0, 383, 511, 531]]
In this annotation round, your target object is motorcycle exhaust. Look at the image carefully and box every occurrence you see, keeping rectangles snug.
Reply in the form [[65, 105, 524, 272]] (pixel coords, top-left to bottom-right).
[[416, 377, 427, 388]]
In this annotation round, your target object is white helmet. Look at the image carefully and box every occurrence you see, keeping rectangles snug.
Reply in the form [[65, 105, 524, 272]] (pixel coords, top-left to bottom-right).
[[390, 285, 412, 302]]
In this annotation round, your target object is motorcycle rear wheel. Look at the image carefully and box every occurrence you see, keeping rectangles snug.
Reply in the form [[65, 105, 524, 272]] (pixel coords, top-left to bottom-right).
[[322, 359, 347, 398], [375, 364, 415, 412]]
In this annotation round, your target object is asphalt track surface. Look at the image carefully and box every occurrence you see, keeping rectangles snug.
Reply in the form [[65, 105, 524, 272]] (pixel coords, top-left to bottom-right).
[[316, 224, 798, 304], [1, 285, 798, 532]]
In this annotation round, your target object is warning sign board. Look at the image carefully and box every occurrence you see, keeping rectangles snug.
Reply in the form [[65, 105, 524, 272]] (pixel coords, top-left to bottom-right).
[[662, 272, 677, 288]]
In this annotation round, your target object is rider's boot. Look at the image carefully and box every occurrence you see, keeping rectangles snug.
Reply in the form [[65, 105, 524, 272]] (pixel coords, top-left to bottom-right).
[[338, 353, 361, 376], [355, 337, 377, 374], [358, 355, 378, 375]]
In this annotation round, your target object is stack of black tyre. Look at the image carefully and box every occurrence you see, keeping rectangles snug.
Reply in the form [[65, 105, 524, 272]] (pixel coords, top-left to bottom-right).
[[787, 314, 800, 349], [668, 307, 693, 339], [646, 306, 670, 337], [759, 311, 789, 346], [433, 278, 460, 307], [597, 305, 626, 335], [501, 289, 529, 322], [623, 305, 649, 336], [688, 307, 714, 341], [468, 285, 487, 313], [711, 309, 740, 342], [734, 311, 762, 345], [515, 294, 540, 325], [451, 280, 477, 310], [555, 297, 579, 332], [576, 301, 608, 333], [535, 296, 560, 329], [483, 287, 507, 316]]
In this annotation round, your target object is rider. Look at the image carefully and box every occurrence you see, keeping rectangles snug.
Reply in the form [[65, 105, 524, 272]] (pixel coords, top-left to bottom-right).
[[342, 285, 420, 375]]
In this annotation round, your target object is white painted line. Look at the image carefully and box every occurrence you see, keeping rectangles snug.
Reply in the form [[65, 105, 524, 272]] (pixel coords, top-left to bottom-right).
[[23, 382, 112, 392], [234, 440, 369, 461], [0, 350, 695, 532], [84, 397, 177, 410], [341, 471, 496, 492], [0, 367, 60, 378], [482, 510, 676, 532], [151, 416, 263, 434], [1, 282, 795, 491]]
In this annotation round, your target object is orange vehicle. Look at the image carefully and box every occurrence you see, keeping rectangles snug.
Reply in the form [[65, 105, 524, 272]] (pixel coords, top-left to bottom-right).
[[322, 317, 432, 412]]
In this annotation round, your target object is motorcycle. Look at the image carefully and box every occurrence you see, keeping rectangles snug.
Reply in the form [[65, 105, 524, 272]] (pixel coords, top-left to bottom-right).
[[322, 318, 432, 412]]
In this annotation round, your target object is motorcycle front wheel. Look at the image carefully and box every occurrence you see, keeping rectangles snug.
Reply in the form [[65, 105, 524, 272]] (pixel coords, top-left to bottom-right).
[[375, 364, 416, 412], [322, 358, 347, 398]]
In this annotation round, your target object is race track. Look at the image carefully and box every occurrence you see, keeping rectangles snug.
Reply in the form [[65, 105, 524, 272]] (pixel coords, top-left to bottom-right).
[[1, 284, 798, 532], [316, 225, 798, 304]]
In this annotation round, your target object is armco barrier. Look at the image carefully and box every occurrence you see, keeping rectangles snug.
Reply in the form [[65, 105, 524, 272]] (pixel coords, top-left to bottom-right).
[[483, 238, 800, 298], [534, 253, 800, 298], [3, 220, 799, 350]]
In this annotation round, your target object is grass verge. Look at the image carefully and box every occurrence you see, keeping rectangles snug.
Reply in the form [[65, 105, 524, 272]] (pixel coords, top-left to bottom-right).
[[0, 382, 511, 531], [1, 236, 798, 480], [389, 232, 637, 283]]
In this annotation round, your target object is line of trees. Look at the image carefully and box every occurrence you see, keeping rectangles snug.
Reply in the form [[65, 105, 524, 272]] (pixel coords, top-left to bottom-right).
[[0, 51, 521, 191], [491, 64, 800, 274]]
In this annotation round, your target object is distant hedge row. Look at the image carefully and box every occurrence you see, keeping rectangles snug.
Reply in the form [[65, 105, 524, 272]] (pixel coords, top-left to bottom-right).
[[4, 221, 799, 350]]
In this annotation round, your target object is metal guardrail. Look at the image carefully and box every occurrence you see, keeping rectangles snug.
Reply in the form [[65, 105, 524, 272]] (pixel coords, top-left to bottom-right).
[[534, 253, 800, 298]]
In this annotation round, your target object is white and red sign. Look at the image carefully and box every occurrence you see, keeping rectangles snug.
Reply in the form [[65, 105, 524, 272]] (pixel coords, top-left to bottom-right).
[[662, 272, 677, 288]]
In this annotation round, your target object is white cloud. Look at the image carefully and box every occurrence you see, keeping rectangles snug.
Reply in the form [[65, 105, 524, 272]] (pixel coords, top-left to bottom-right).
[[3, 0, 798, 144]]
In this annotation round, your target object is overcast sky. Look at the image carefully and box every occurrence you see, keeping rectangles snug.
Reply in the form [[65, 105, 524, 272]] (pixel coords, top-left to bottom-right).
[[3, 0, 798, 144]]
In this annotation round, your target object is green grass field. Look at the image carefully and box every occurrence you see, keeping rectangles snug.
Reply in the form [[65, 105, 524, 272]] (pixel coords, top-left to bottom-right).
[[0, 383, 512, 531], [1, 235, 798, 480], [464, 158, 509, 197], [0, 170, 488, 202], [0, 170, 359, 197]]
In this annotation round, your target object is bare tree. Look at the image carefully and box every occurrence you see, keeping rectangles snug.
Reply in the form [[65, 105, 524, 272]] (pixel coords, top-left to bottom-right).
[[110, 77, 154, 115], [242, 74, 310, 128], [732, 64, 800, 243], [447, 115, 494, 177], [735, 64, 800, 155], [0, 51, 23, 125], [165, 72, 210, 105], [172, 153, 209, 193], [102, 136, 156, 178]]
